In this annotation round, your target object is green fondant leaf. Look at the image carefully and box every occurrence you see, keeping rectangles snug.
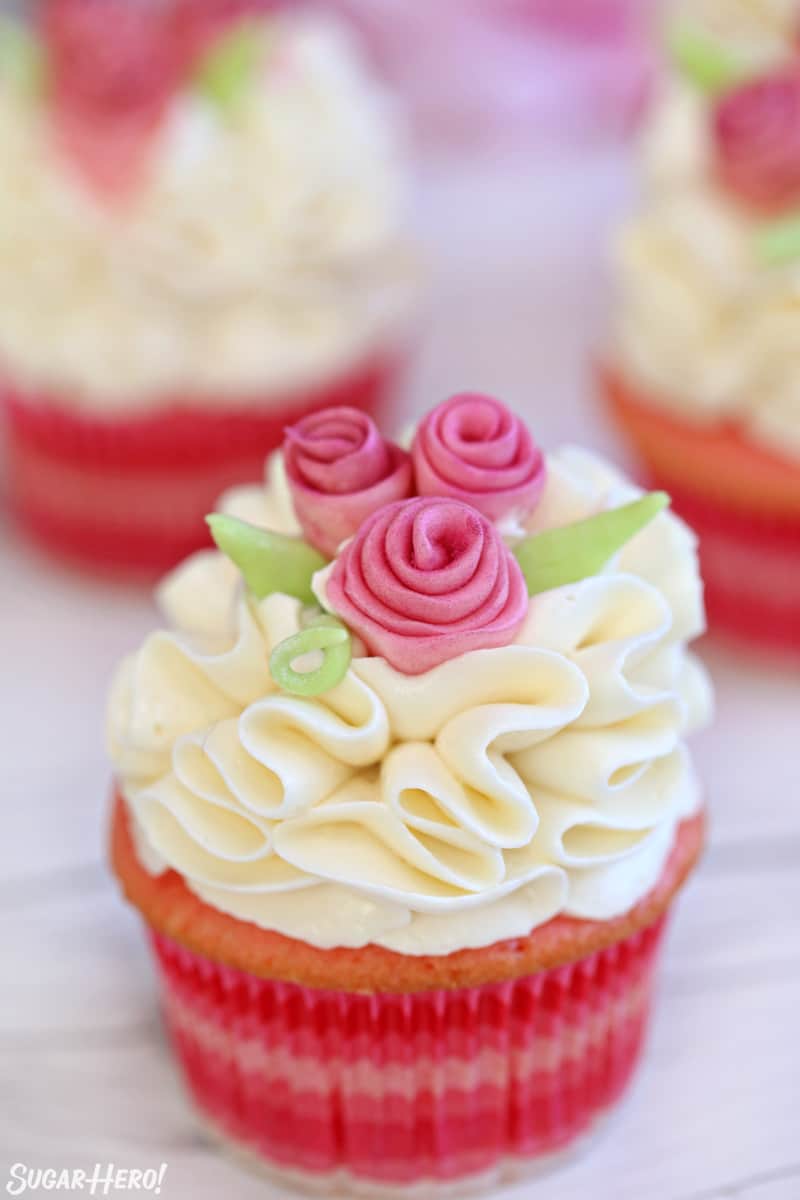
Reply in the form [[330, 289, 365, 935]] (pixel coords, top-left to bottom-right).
[[514, 492, 670, 597], [193, 21, 263, 116], [0, 19, 44, 96], [269, 616, 352, 698], [207, 514, 326, 605], [666, 23, 747, 94], [755, 213, 800, 265]]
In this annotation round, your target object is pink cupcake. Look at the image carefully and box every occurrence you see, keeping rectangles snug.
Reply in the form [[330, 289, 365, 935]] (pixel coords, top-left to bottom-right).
[[0, 0, 415, 575], [601, 8, 800, 653], [109, 394, 712, 1190]]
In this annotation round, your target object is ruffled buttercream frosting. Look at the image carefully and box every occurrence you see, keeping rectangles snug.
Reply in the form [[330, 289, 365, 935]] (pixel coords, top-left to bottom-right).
[[613, 9, 800, 461], [0, 15, 413, 410], [108, 444, 712, 956]]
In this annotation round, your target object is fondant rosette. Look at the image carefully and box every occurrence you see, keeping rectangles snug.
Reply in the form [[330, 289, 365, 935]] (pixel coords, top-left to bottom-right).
[[411, 392, 546, 521], [660, 17, 800, 261], [40, 0, 273, 198], [713, 67, 800, 213], [323, 496, 529, 673], [284, 407, 413, 559]]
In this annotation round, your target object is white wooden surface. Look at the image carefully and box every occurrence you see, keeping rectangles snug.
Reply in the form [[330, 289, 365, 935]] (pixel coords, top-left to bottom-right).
[[2, 150, 799, 1200]]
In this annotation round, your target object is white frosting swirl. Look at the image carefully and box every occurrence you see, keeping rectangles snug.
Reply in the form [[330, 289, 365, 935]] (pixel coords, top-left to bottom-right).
[[613, 55, 800, 461], [0, 16, 414, 410], [108, 445, 711, 955]]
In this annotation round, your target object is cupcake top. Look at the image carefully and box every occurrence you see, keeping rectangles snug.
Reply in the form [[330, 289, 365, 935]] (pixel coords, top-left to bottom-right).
[[612, 4, 800, 459], [108, 395, 712, 957], [0, 1, 413, 410]]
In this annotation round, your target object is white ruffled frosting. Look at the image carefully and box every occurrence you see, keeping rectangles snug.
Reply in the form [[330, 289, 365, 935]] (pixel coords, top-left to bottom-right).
[[108, 445, 711, 956], [613, 24, 800, 461], [0, 15, 414, 411]]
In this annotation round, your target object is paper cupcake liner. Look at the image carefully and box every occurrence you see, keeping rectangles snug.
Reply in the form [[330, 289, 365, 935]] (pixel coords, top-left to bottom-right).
[[599, 365, 800, 654], [1, 352, 399, 576], [659, 489, 800, 654], [148, 915, 666, 1192], [200, 1116, 605, 1198]]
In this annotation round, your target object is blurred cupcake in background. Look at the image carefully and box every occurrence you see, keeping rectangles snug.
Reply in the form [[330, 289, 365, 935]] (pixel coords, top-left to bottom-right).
[[0, 0, 416, 575], [600, 0, 800, 655]]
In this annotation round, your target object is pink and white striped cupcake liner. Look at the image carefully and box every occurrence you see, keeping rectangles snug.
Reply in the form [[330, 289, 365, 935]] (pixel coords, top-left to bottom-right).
[[1, 353, 398, 576], [150, 916, 667, 1193], [651, 483, 800, 657]]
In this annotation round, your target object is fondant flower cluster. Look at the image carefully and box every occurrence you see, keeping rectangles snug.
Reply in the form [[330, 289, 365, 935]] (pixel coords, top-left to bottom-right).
[[285, 395, 546, 556], [665, 20, 800, 259], [1, 0, 271, 197], [283, 395, 543, 674], [209, 393, 667, 690], [713, 68, 800, 214]]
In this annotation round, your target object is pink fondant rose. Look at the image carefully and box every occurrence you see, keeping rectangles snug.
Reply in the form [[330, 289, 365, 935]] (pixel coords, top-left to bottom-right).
[[44, 0, 182, 198], [713, 69, 800, 212], [325, 496, 529, 674], [411, 393, 546, 522], [284, 407, 413, 558]]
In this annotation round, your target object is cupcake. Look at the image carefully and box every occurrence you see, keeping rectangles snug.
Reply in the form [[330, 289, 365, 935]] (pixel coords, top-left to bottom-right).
[[0, 0, 414, 575], [109, 394, 712, 1192], [601, 4, 800, 652]]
